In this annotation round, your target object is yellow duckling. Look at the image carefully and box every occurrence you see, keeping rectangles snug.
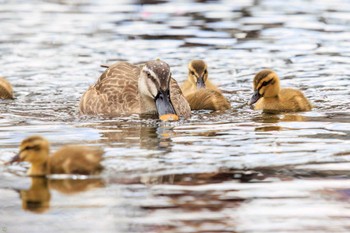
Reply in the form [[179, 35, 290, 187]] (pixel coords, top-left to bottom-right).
[[181, 60, 230, 111], [249, 69, 312, 112], [0, 76, 14, 99], [185, 89, 231, 111], [8, 136, 104, 176]]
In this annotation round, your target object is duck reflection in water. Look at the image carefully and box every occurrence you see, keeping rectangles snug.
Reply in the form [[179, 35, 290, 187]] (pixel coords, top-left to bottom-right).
[[19, 177, 104, 213], [85, 122, 175, 151]]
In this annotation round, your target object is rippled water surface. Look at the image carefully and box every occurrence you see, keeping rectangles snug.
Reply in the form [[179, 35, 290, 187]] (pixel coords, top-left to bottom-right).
[[1, 0, 350, 232]]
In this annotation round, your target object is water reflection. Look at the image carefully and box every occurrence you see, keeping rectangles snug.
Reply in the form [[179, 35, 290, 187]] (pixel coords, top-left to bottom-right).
[[83, 121, 175, 150], [19, 177, 104, 213]]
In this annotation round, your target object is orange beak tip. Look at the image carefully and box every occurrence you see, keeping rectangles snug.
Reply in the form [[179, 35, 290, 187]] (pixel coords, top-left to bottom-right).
[[159, 114, 179, 122]]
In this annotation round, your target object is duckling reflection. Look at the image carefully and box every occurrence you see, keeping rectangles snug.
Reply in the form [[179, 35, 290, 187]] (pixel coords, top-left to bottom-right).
[[0, 77, 14, 99], [20, 177, 50, 213], [249, 69, 312, 112], [19, 177, 104, 213], [253, 113, 307, 131]]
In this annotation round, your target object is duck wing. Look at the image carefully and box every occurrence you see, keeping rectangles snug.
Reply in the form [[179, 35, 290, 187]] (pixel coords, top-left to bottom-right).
[[170, 78, 191, 119], [79, 62, 141, 116]]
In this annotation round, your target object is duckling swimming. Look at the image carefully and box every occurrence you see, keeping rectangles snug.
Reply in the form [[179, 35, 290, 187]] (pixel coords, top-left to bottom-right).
[[0, 77, 14, 99], [185, 89, 230, 111], [8, 136, 104, 176], [80, 60, 191, 120], [249, 69, 312, 112], [181, 60, 230, 111]]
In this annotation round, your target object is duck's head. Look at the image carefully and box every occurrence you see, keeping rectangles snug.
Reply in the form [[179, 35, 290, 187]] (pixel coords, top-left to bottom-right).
[[188, 60, 208, 89], [9, 136, 50, 165], [249, 69, 281, 105], [139, 60, 177, 119]]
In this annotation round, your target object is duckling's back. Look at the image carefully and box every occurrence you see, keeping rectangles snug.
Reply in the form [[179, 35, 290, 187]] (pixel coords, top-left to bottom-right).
[[255, 88, 312, 112], [49, 146, 104, 175], [0, 77, 13, 99], [186, 89, 230, 111]]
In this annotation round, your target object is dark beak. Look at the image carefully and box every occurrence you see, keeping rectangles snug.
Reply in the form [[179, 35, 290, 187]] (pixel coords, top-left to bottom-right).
[[5, 153, 21, 165], [155, 90, 177, 117], [196, 77, 206, 89], [249, 90, 262, 105]]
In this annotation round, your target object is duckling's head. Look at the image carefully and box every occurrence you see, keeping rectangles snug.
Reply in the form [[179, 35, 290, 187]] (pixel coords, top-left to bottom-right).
[[139, 59, 177, 118], [9, 136, 50, 165], [249, 69, 281, 105], [188, 60, 208, 89]]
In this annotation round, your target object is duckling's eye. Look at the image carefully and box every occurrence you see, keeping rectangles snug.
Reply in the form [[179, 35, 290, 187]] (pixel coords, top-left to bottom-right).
[[190, 71, 195, 76], [261, 79, 273, 87], [204, 70, 207, 74], [24, 145, 40, 151]]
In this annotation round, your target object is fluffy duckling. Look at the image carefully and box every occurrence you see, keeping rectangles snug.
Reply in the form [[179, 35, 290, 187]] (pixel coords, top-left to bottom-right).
[[249, 69, 312, 112], [181, 60, 230, 111], [80, 60, 191, 120], [185, 89, 231, 111], [8, 136, 104, 176], [181, 60, 220, 95], [0, 77, 14, 99]]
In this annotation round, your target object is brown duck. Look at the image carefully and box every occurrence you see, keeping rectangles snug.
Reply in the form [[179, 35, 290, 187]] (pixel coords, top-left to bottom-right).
[[249, 69, 312, 112], [79, 60, 191, 120], [8, 136, 104, 176], [181, 60, 230, 111]]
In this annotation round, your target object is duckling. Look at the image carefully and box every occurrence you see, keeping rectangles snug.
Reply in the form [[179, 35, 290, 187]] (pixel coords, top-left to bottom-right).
[[249, 69, 312, 112], [79, 60, 191, 120], [181, 60, 220, 95], [8, 136, 104, 176], [0, 76, 14, 99], [185, 89, 231, 111], [181, 60, 230, 111]]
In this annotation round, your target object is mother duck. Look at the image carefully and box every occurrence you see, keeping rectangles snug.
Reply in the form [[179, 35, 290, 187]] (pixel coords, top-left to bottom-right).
[[79, 60, 191, 120]]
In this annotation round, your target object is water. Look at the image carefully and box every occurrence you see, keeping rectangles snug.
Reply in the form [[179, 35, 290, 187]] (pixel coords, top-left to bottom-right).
[[1, 0, 350, 232]]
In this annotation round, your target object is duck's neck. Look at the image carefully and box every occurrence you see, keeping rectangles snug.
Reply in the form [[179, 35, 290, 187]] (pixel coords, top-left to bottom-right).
[[28, 160, 49, 176], [139, 95, 158, 118]]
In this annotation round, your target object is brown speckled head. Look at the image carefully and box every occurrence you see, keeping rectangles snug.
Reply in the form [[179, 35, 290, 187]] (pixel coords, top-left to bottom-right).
[[144, 60, 171, 92]]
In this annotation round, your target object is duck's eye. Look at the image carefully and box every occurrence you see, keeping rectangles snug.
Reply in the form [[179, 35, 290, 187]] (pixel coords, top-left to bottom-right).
[[190, 71, 195, 76], [204, 70, 207, 74]]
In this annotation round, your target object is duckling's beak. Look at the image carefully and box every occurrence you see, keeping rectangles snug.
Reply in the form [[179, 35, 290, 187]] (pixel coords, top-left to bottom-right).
[[249, 90, 262, 105], [196, 77, 206, 89], [155, 89, 177, 118], [6, 153, 21, 165]]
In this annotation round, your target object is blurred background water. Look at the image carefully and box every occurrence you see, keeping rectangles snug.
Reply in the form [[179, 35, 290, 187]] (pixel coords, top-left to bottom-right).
[[0, 0, 350, 232]]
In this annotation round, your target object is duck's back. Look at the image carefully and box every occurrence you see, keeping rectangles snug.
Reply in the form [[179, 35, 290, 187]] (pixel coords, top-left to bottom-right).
[[49, 146, 104, 175], [0, 77, 13, 99], [79, 62, 141, 116]]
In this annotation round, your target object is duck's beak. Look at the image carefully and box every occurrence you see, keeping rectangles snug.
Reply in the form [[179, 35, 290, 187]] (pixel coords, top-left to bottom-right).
[[5, 153, 21, 165], [196, 77, 206, 89], [249, 90, 262, 105], [155, 89, 178, 119]]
